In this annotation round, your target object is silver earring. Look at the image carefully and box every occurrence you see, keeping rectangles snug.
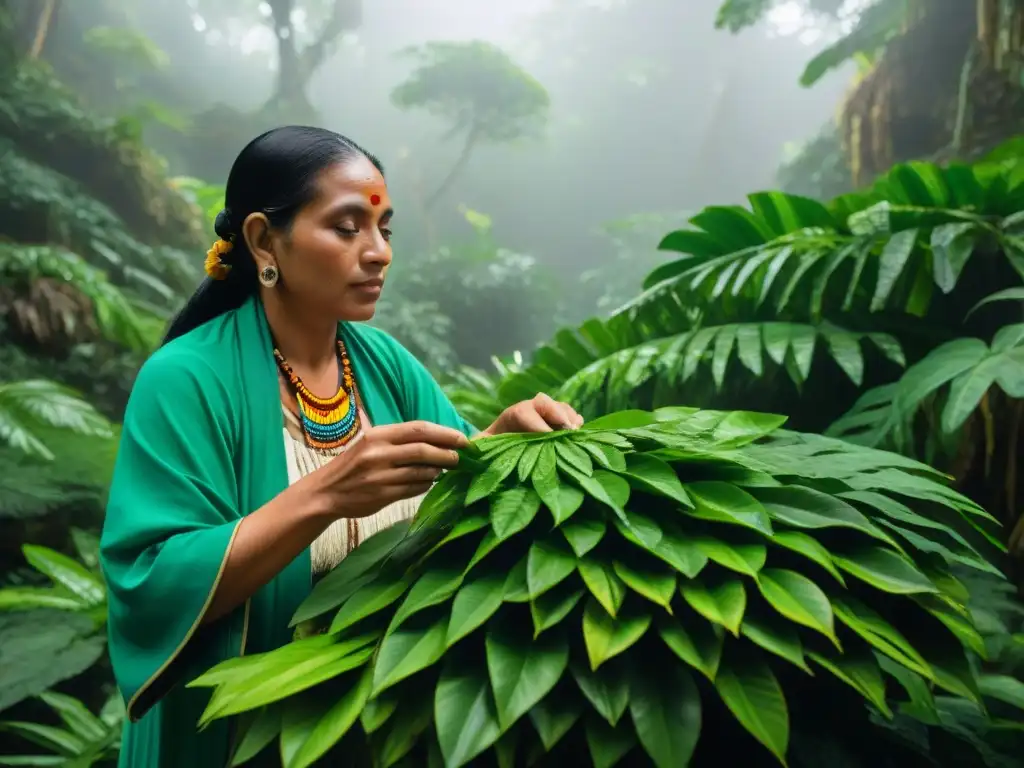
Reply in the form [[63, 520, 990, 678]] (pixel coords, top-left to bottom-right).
[[258, 264, 279, 288]]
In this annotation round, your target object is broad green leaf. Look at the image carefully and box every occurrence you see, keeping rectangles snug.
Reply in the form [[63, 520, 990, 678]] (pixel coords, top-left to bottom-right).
[[679, 578, 746, 635], [832, 596, 934, 679], [531, 585, 584, 638], [555, 440, 594, 475], [388, 568, 463, 634], [581, 410, 656, 430], [503, 558, 530, 602], [657, 615, 724, 681], [447, 572, 506, 646], [527, 538, 578, 599], [571, 660, 630, 726], [489, 486, 542, 541], [359, 693, 398, 735], [531, 444, 559, 502], [466, 444, 526, 505], [619, 516, 707, 578], [292, 522, 410, 625], [579, 441, 628, 472], [529, 693, 582, 750], [757, 568, 836, 644], [710, 410, 788, 448], [578, 558, 627, 618], [618, 453, 693, 507], [517, 443, 543, 482], [754, 485, 888, 543], [583, 598, 652, 670], [541, 483, 586, 525], [629, 664, 702, 768], [564, 468, 633, 529], [486, 622, 570, 730], [807, 646, 891, 718], [329, 575, 410, 634], [740, 613, 811, 673], [714, 653, 789, 764], [692, 536, 766, 577], [434, 662, 502, 767], [372, 614, 448, 695], [612, 560, 675, 610], [833, 546, 938, 594], [288, 665, 373, 768], [376, 694, 433, 768], [978, 674, 1024, 711], [562, 517, 607, 556], [230, 706, 281, 766], [870, 228, 918, 311], [941, 350, 1010, 432], [685, 481, 773, 536], [771, 530, 846, 585], [465, 530, 501, 573], [37, 690, 106, 741], [585, 715, 637, 768], [22, 546, 104, 607], [931, 222, 977, 294]]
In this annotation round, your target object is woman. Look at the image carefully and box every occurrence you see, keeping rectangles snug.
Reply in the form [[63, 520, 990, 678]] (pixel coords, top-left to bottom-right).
[[99, 125, 582, 767]]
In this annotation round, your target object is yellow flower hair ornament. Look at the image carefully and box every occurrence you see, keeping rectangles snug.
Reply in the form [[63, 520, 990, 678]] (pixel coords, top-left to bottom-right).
[[204, 238, 234, 280]]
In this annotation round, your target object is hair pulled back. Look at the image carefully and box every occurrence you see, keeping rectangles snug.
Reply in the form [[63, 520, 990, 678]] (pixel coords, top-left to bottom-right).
[[162, 125, 383, 344]]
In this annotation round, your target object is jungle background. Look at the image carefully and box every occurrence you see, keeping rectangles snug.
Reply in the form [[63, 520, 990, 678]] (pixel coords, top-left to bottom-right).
[[1, 0, 1024, 765]]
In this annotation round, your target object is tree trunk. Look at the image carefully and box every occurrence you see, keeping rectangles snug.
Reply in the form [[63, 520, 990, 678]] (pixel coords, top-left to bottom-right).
[[426, 123, 481, 212], [29, 0, 58, 59]]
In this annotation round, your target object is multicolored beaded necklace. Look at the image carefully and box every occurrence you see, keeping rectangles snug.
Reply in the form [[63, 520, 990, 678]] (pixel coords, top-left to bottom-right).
[[274, 339, 362, 450]]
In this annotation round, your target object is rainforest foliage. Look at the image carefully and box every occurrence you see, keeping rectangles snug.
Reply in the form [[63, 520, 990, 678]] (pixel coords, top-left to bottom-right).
[[1, 1, 1023, 767]]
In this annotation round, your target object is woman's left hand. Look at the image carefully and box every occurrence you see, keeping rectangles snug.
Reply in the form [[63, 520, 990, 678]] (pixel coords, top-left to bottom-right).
[[481, 393, 584, 436]]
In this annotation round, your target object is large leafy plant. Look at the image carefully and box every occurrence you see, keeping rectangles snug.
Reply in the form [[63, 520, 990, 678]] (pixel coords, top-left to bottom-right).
[[191, 408, 1013, 767]]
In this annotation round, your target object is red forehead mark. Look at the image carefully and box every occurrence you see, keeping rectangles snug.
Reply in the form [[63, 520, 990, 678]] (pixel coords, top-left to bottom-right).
[[369, 194, 381, 206]]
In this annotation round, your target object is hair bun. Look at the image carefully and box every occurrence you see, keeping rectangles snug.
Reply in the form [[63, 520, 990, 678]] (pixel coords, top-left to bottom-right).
[[214, 208, 234, 240]]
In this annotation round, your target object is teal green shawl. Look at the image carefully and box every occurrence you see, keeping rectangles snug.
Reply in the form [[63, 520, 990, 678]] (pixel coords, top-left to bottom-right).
[[100, 297, 474, 767]]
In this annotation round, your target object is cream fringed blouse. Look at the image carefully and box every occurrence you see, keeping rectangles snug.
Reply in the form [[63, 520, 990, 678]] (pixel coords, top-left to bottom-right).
[[281, 406, 425, 574]]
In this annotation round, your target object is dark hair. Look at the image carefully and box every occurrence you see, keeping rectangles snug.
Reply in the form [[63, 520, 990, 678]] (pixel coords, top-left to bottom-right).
[[162, 125, 384, 344]]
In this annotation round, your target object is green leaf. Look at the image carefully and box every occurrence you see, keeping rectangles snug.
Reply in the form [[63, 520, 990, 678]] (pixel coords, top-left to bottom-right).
[[685, 481, 773, 536], [832, 596, 933, 679], [562, 517, 607, 556], [447, 571, 506, 646], [757, 568, 836, 644], [527, 538, 578, 599], [619, 517, 707, 578], [388, 568, 463, 634], [619, 454, 693, 508], [230, 706, 281, 766], [612, 560, 675, 610], [555, 440, 594, 475], [585, 715, 637, 768], [583, 599, 652, 671], [771, 530, 846, 585], [807, 645, 891, 718], [531, 585, 584, 638], [529, 692, 582, 750], [931, 222, 977, 294], [542, 483, 586, 525], [871, 228, 918, 311], [372, 614, 448, 696], [578, 557, 627, 618], [434, 662, 502, 767], [754, 485, 888, 543], [579, 440, 628, 472], [740, 613, 811, 673], [531, 444, 559, 502], [833, 546, 938, 595], [486, 622, 570, 730], [489, 486, 542, 540], [503, 558, 530, 603], [359, 693, 398, 735], [679, 578, 746, 636], [978, 674, 1024, 711], [466, 444, 526, 505], [289, 665, 374, 768], [517, 443, 543, 482], [564, 468, 633, 527], [22, 546, 104, 607], [715, 652, 790, 764], [328, 575, 410, 634], [692, 536, 766, 577], [571, 660, 630, 726], [657, 615, 724, 681], [629, 664, 702, 768], [376, 694, 433, 768], [292, 522, 410, 625]]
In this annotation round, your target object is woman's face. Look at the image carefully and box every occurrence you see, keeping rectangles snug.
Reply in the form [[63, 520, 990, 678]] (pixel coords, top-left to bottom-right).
[[274, 155, 393, 322]]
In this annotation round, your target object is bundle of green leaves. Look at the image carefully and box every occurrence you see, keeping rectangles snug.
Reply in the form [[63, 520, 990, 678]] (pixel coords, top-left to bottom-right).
[[191, 408, 1006, 768]]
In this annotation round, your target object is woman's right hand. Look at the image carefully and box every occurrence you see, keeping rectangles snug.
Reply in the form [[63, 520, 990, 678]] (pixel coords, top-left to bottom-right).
[[310, 421, 469, 519]]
